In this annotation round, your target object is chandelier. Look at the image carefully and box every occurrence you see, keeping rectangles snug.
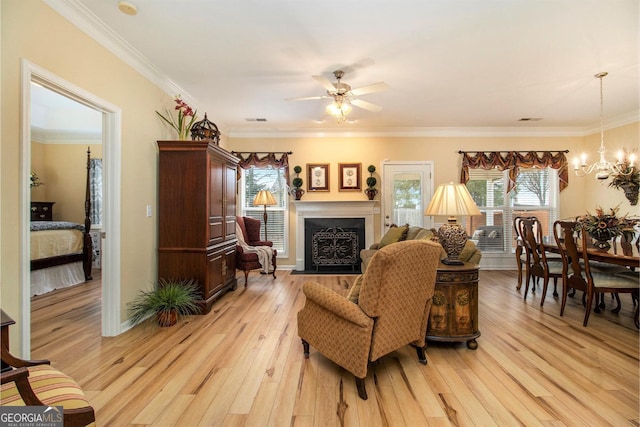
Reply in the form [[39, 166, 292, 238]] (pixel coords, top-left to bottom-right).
[[326, 96, 352, 123], [573, 72, 636, 180]]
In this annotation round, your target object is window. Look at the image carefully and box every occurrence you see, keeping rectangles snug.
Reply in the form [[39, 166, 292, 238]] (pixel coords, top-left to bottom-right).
[[466, 167, 558, 254], [240, 166, 288, 256]]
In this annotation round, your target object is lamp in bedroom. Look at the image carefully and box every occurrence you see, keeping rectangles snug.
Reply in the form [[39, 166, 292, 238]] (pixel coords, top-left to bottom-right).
[[425, 182, 481, 265], [253, 190, 277, 241]]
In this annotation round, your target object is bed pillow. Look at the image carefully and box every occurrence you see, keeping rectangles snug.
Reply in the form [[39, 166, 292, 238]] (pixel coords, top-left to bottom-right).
[[378, 224, 409, 248]]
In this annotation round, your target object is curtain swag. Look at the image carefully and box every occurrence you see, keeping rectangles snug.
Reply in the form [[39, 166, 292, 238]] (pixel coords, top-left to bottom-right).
[[234, 152, 291, 183], [459, 151, 569, 193]]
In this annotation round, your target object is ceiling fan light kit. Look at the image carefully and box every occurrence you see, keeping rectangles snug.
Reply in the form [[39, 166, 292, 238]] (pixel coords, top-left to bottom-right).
[[288, 69, 387, 123]]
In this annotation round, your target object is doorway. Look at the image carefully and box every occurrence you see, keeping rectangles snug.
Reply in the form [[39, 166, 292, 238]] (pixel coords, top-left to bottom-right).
[[381, 161, 434, 233], [20, 60, 122, 356]]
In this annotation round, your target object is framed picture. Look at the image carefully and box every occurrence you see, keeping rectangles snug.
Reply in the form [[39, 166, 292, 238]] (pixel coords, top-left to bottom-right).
[[339, 163, 362, 191], [307, 163, 330, 191]]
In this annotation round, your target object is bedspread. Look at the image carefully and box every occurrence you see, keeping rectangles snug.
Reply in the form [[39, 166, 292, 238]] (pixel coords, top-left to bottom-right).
[[31, 229, 84, 260]]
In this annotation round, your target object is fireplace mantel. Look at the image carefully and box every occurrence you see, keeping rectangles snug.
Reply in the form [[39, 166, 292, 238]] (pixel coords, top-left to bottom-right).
[[292, 200, 377, 271]]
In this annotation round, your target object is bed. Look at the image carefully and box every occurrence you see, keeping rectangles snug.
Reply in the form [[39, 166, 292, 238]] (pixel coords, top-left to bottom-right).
[[30, 148, 93, 296]]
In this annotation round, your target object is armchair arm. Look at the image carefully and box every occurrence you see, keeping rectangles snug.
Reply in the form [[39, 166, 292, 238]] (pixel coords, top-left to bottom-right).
[[1, 367, 44, 406], [302, 282, 371, 328], [1, 339, 49, 368]]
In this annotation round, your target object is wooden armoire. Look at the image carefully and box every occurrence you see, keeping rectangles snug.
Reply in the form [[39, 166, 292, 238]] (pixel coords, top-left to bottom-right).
[[157, 140, 239, 313]]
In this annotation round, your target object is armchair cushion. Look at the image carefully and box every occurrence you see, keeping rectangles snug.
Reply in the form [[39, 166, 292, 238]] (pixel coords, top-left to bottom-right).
[[1, 365, 91, 410]]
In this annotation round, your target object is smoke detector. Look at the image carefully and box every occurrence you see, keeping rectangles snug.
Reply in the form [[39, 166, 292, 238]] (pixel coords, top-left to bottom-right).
[[118, 1, 138, 16]]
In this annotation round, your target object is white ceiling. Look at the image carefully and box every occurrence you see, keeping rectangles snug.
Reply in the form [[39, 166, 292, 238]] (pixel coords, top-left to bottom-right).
[[44, 0, 639, 137]]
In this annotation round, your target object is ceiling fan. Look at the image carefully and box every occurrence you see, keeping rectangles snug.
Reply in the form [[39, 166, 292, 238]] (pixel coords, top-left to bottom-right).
[[287, 70, 388, 119]]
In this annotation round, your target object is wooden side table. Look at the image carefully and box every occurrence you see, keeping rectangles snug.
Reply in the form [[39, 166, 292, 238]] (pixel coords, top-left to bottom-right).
[[426, 262, 480, 349]]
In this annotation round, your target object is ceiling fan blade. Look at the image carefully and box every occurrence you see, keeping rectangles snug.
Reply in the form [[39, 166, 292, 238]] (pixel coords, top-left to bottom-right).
[[285, 95, 329, 101], [351, 99, 383, 112], [312, 75, 337, 92], [350, 82, 389, 96]]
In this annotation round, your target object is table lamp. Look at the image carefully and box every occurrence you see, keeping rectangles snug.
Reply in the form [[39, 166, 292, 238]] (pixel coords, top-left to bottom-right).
[[253, 190, 277, 241], [425, 182, 481, 265]]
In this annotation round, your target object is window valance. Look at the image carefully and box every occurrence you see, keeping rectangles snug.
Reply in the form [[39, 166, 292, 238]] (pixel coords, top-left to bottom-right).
[[459, 150, 569, 193], [233, 152, 291, 183]]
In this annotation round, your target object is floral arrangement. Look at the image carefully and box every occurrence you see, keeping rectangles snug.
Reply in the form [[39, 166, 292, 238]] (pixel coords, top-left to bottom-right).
[[156, 95, 198, 140], [30, 171, 44, 188], [578, 205, 637, 241], [608, 149, 639, 205]]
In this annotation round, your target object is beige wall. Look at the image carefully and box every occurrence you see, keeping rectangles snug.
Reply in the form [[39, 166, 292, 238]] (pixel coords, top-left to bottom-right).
[[580, 122, 640, 216], [31, 143, 103, 222], [1, 1, 638, 355], [1, 0, 171, 353], [228, 127, 639, 268]]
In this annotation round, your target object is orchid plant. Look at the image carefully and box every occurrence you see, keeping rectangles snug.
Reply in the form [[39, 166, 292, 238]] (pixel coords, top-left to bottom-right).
[[156, 95, 198, 140]]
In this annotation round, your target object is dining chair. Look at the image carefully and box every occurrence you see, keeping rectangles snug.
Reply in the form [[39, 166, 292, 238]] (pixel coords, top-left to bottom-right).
[[513, 216, 528, 290], [519, 217, 563, 306], [553, 220, 639, 328]]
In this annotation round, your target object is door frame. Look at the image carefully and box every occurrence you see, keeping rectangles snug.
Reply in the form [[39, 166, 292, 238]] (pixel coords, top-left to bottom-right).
[[381, 160, 434, 233], [20, 60, 122, 356]]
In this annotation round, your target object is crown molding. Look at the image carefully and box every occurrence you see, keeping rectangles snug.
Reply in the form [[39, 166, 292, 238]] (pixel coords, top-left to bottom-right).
[[41, 0, 639, 141], [31, 126, 102, 145], [43, 0, 196, 106]]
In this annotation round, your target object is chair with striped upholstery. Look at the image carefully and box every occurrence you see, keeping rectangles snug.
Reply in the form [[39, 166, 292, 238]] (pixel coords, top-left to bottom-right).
[[1, 333, 95, 426]]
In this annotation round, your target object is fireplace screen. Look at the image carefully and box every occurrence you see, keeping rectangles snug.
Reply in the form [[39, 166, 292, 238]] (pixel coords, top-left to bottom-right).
[[304, 218, 365, 272], [311, 227, 359, 270]]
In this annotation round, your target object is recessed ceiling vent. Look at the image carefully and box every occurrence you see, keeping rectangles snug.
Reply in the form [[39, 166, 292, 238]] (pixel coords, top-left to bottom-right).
[[245, 118, 268, 122], [518, 117, 543, 122]]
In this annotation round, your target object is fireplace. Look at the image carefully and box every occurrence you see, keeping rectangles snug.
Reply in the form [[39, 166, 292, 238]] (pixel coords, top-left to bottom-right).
[[305, 218, 365, 271], [293, 201, 377, 271]]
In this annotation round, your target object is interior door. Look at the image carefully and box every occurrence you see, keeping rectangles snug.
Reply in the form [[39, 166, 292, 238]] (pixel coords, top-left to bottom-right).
[[382, 162, 433, 233]]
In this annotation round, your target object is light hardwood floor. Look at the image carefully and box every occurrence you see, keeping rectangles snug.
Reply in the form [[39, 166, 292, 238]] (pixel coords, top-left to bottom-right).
[[30, 270, 639, 426]]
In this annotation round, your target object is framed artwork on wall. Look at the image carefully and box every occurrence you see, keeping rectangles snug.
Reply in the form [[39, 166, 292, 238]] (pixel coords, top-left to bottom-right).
[[339, 163, 362, 191], [307, 163, 330, 191]]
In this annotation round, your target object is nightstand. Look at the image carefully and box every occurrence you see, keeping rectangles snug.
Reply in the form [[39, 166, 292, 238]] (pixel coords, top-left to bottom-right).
[[31, 201, 55, 221]]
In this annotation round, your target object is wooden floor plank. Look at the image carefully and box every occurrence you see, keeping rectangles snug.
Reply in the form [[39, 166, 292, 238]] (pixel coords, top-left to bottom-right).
[[24, 269, 639, 426]]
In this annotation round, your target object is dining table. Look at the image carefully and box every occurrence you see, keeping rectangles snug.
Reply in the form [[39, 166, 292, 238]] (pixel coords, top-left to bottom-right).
[[544, 235, 639, 269], [544, 234, 639, 325]]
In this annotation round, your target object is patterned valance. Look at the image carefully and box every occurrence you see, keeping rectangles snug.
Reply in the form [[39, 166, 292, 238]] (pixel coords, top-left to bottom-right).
[[460, 150, 569, 193], [234, 152, 291, 183]]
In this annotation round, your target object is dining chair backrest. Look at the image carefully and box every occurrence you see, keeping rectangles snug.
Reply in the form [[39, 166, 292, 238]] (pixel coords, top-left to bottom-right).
[[552, 220, 588, 292]]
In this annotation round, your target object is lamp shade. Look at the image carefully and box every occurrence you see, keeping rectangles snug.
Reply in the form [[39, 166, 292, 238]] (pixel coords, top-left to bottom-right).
[[425, 182, 481, 217], [253, 190, 277, 206], [425, 182, 481, 265]]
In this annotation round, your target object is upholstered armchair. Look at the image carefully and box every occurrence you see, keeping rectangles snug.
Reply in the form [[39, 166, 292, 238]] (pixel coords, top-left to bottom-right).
[[235, 216, 277, 286], [1, 320, 95, 426], [297, 239, 442, 400]]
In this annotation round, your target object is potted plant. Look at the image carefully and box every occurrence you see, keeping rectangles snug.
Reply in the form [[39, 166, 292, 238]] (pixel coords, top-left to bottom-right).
[[365, 164, 378, 200], [128, 278, 201, 327], [608, 154, 639, 205], [291, 165, 305, 200]]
